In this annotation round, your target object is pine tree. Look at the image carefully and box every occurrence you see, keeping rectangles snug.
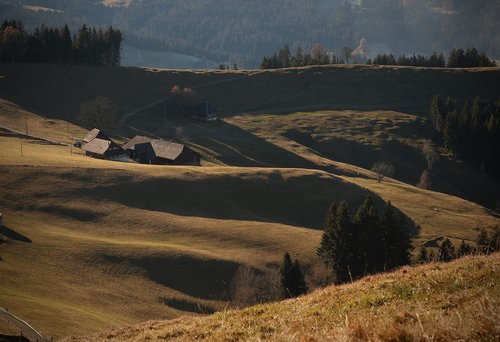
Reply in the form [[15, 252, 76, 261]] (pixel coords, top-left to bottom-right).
[[354, 196, 383, 275], [476, 228, 490, 254], [279, 252, 294, 298], [291, 259, 308, 297], [331, 201, 355, 283], [414, 246, 429, 264], [381, 201, 410, 270], [438, 238, 455, 262], [429, 95, 445, 133], [457, 240, 472, 257], [279, 253, 308, 298], [317, 202, 337, 270]]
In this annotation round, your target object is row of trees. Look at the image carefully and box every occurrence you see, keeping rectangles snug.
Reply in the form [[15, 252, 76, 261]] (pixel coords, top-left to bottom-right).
[[415, 228, 499, 264], [261, 46, 496, 70], [429, 95, 500, 177], [0, 20, 122, 65], [370, 52, 446, 68], [317, 197, 411, 284], [370, 48, 495, 68], [260, 44, 334, 69]]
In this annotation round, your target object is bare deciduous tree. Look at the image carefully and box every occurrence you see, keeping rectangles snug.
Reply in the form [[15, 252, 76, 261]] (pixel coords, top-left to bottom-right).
[[229, 265, 279, 308], [77, 96, 117, 130], [422, 139, 438, 171], [371, 161, 395, 182], [417, 169, 432, 190]]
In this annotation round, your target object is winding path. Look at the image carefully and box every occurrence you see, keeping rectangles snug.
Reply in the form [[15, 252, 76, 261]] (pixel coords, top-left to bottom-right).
[[0, 307, 49, 342]]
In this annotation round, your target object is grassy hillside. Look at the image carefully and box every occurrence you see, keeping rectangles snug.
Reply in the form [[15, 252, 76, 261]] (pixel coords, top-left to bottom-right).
[[64, 253, 500, 341], [1, 128, 498, 339], [1, 64, 499, 339], [1, 64, 499, 121]]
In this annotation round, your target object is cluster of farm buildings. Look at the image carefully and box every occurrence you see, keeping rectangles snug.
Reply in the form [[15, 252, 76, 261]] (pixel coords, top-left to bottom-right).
[[81, 129, 201, 166]]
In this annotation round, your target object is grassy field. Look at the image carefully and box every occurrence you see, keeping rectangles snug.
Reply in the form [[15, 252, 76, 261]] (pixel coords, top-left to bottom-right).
[[64, 253, 500, 341], [0, 64, 499, 340]]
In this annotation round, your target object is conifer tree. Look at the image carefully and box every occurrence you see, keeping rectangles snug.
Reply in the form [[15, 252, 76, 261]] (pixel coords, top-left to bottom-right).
[[457, 240, 472, 257], [279, 252, 308, 298], [279, 252, 294, 298], [354, 196, 382, 274], [438, 238, 455, 262], [414, 246, 429, 264], [381, 201, 410, 270]]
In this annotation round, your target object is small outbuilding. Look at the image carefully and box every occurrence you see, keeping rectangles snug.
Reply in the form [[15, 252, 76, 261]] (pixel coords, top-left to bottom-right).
[[193, 102, 218, 121]]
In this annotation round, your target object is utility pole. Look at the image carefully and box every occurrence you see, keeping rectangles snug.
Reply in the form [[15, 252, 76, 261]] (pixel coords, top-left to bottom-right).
[[20, 142, 23, 157]]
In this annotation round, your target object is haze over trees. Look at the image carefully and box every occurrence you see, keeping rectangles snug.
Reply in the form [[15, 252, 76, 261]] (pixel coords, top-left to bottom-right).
[[2, 0, 499, 67], [0, 20, 122, 65]]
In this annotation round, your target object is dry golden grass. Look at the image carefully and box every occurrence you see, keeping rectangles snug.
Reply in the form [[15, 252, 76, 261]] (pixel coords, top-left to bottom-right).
[[226, 110, 500, 210], [1, 130, 497, 339], [1, 64, 499, 340], [0, 98, 87, 144], [64, 253, 500, 342]]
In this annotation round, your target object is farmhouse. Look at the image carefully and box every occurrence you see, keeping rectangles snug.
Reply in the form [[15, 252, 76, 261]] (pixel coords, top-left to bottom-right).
[[82, 138, 128, 161], [82, 128, 110, 144], [123, 136, 200, 165], [193, 102, 218, 121]]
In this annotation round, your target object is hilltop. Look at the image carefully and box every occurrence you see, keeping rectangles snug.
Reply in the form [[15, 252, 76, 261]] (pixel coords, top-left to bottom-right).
[[64, 253, 500, 341]]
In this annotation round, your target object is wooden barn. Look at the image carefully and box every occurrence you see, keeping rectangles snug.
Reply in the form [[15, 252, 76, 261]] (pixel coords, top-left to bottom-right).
[[82, 138, 128, 161], [82, 128, 110, 144], [122, 135, 155, 159], [128, 139, 200, 165]]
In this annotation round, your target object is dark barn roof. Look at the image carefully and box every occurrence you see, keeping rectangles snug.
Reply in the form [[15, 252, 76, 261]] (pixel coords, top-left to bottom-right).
[[136, 140, 186, 162]]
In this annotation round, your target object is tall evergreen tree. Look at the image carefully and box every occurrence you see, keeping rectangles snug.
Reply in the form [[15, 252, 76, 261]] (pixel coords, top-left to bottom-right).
[[353, 196, 382, 275], [381, 201, 410, 270], [438, 238, 455, 262], [279, 252, 308, 298], [457, 240, 472, 257]]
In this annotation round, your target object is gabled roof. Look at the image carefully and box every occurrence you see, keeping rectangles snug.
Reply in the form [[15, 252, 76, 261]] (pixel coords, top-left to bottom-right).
[[122, 135, 155, 151], [82, 138, 114, 155], [83, 128, 109, 143], [136, 140, 190, 161]]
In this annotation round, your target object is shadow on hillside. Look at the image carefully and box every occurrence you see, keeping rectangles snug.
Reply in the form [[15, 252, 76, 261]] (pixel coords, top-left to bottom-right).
[[159, 297, 215, 314], [68, 171, 378, 229], [129, 114, 326, 171], [20, 204, 106, 222], [101, 253, 238, 300], [284, 130, 426, 185], [0, 226, 31, 243], [0, 334, 30, 342]]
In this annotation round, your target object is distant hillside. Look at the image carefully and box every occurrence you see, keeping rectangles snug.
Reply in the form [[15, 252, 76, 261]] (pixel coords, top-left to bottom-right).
[[1, 64, 499, 120], [1, 0, 499, 67], [64, 253, 500, 341], [1, 63, 500, 210]]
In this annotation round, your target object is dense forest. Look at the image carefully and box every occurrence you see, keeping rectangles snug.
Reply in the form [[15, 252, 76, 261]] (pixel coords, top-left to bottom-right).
[[0, 20, 122, 65], [430, 95, 500, 178], [0, 0, 499, 67]]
